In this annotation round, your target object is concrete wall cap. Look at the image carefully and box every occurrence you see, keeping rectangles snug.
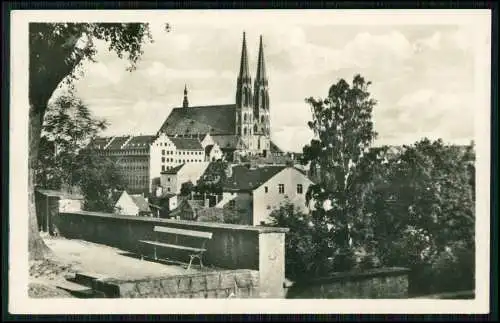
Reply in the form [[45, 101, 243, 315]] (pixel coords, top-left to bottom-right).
[[60, 211, 290, 233]]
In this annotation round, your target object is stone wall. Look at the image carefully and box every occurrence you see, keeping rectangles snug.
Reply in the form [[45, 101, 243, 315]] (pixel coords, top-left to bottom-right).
[[285, 267, 410, 299], [94, 269, 260, 298], [56, 211, 288, 298]]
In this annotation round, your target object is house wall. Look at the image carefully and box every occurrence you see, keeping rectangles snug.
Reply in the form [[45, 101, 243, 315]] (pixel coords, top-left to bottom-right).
[[160, 173, 178, 194], [59, 198, 83, 212], [169, 195, 178, 210], [252, 167, 313, 225], [115, 192, 139, 216], [208, 143, 223, 162]]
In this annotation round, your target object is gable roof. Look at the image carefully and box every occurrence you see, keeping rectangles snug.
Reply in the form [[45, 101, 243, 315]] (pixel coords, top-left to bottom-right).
[[270, 141, 284, 153], [205, 144, 214, 155], [161, 164, 184, 175], [223, 165, 287, 191], [130, 194, 151, 213], [159, 105, 236, 136], [169, 137, 203, 150]]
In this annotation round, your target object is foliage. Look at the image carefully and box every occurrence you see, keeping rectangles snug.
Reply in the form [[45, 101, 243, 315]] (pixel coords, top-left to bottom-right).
[[180, 181, 195, 196], [29, 22, 168, 259], [75, 151, 125, 213], [300, 74, 379, 267], [269, 202, 334, 279], [35, 93, 107, 190], [366, 138, 475, 294], [195, 160, 229, 195]]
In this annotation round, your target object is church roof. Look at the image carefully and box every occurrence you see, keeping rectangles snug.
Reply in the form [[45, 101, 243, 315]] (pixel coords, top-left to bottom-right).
[[159, 105, 236, 136]]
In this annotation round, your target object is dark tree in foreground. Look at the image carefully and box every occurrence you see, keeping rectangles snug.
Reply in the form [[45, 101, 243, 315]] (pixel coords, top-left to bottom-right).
[[301, 75, 379, 270], [29, 22, 169, 260]]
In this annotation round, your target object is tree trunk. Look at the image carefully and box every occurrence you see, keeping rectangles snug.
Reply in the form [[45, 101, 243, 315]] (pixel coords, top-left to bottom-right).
[[28, 104, 51, 260]]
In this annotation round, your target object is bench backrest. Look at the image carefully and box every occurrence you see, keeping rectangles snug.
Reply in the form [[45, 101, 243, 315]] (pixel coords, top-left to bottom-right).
[[154, 226, 213, 240]]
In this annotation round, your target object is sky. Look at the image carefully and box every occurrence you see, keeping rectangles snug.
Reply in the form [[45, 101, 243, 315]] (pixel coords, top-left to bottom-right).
[[58, 11, 488, 152]]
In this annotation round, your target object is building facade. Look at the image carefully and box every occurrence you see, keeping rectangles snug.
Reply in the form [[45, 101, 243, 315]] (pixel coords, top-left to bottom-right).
[[219, 165, 314, 225], [87, 135, 153, 194]]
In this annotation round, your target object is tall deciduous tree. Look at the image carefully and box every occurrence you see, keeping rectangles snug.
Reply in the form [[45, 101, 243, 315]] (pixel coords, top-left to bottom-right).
[[301, 75, 378, 268], [29, 23, 168, 260], [36, 93, 108, 190]]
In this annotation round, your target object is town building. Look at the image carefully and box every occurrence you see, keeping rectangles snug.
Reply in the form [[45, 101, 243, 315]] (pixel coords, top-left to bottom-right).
[[217, 164, 314, 225], [159, 162, 211, 194], [114, 190, 152, 217], [86, 135, 153, 195]]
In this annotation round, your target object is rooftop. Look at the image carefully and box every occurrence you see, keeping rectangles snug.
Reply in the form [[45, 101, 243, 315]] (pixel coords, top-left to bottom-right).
[[169, 137, 203, 150], [223, 165, 287, 191], [159, 104, 236, 136]]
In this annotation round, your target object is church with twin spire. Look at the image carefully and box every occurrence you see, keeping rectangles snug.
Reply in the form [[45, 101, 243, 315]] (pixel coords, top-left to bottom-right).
[[158, 32, 274, 159]]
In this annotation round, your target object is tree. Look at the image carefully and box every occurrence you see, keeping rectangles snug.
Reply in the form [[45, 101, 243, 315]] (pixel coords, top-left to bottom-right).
[[367, 138, 475, 294], [269, 202, 331, 279], [35, 93, 108, 190], [75, 151, 125, 213], [180, 181, 195, 196], [301, 74, 378, 269], [29, 22, 168, 260]]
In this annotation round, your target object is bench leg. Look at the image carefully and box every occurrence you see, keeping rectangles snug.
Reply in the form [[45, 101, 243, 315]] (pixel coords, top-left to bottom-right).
[[187, 255, 194, 270]]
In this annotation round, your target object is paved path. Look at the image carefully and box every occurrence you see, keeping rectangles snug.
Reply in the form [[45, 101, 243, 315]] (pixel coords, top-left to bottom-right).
[[44, 236, 207, 281]]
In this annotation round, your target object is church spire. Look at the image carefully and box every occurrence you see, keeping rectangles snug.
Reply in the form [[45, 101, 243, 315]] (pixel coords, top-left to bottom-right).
[[238, 32, 251, 81], [255, 35, 267, 83], [182, 84, 189, 108]]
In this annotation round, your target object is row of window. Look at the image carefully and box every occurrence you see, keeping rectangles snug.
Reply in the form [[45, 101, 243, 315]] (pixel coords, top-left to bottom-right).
[[162, 150, 203, 156], [263, 184, 303, 194], [161, 157, 204, 164], [98, 149, 147, 156], [126, 176, 148, 185]]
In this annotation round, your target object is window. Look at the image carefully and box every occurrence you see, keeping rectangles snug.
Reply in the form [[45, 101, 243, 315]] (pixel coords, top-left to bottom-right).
[[229, 200, 236, 208], [162, 157, 165, 163], [161, 165, 165, 172], [167, 187, 171, 192], [297, 184, 303, 194], [167, 178, 171, 182], [278, 184, 284, 194], [264, 186, 268, 193]]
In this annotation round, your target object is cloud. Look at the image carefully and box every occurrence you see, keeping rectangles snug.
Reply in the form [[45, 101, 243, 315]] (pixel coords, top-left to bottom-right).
[[397, 89, 435, 107], [72, 22, 476, 151]]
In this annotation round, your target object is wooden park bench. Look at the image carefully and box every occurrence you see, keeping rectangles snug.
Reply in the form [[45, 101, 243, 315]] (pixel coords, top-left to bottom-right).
[[138, 226, 213, 270]]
